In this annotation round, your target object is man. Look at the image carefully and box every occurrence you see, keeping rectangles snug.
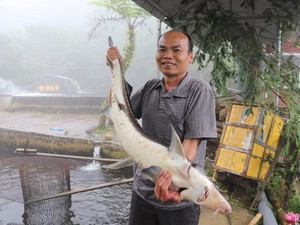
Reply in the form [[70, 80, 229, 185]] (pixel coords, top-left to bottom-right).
[[108, 29, 217, 225]]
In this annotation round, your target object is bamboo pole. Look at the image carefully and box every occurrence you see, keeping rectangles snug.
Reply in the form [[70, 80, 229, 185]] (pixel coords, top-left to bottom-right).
[[15, 150, 121, 162], [248, 212, 262, 225], [25, 177, 133, 204]]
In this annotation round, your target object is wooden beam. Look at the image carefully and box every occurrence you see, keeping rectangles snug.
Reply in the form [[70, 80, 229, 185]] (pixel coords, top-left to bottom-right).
[[15, 151, 121, 162], [248, 212, 262, 225], [25, 177, 133, 204]]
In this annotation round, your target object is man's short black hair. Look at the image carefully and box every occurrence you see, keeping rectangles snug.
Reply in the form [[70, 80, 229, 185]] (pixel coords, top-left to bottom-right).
[[158, 29, 194, 53]]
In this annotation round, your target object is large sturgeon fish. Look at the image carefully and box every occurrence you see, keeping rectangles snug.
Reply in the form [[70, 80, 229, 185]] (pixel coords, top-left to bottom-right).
[[105, 37, 232, 214]]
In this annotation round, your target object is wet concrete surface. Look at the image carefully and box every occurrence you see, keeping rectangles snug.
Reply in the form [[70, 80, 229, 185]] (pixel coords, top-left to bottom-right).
[[199, 205, 255, 225], [0, 111, 256, 225], [0, 111, 102, 140]]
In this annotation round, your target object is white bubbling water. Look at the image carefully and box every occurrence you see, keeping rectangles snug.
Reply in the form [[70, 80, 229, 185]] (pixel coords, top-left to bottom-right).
[[80, 145, 101, 171]]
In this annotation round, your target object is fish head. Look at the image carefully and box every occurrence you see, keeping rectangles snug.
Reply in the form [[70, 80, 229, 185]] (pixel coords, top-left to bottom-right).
[[180, 166, 232, 214], [201, 184, 232, 214]]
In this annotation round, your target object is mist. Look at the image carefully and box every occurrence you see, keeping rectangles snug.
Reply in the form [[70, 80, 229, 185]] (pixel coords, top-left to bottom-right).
[[0, 0, 211, 97]]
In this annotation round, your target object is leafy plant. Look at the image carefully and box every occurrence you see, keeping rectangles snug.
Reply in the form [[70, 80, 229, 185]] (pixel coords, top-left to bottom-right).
[[89, 0, 152, 129], [89, 0, 151, 73], [287, 194, 300, 213], [172, 0, 300, 190]]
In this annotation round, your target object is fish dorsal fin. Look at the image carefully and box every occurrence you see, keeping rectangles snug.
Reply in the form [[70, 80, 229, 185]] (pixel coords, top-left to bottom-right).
[[169, 125, 185, 158], [100, 105, 111, 120]]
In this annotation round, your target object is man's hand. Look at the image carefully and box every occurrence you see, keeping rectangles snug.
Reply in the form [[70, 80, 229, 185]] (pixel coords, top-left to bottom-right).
[[154, 171, 181, 203], [106, 47, 123, 62]]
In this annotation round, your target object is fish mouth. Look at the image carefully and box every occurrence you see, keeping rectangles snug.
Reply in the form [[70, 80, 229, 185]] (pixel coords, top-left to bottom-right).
[[178, 187, 187, 193]]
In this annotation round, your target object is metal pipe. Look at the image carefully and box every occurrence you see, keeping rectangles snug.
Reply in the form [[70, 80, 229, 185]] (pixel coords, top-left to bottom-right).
[[258, 192, 278, 225]]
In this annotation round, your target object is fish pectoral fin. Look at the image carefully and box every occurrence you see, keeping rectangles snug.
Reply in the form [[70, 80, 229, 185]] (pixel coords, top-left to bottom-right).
[[101, 157, 134, 170], [100, 105, 112, 120], [169, 125, 185, 158], [142, 166, 162, 183]]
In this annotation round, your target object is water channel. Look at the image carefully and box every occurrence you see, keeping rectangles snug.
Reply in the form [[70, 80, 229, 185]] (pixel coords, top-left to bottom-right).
[[0, 144, 133, 225]]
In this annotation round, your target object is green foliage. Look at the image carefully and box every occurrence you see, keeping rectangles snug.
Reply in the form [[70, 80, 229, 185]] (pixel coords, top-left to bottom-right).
[[174, 0, 300, 189], [90, 0, 149, 18], [96, 124, 112, 133], [175, 1, 300, 94], [171, 1, 300, 214], [268, 167, 300, 213], [89, 0, 151, 73], [267, 168, 285, 197], [123, 28, 136, 72], [287, 194, 300, 213]]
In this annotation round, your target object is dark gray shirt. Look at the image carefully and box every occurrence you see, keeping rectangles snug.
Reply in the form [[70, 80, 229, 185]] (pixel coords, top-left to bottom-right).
[[130, 73, 217, 210]]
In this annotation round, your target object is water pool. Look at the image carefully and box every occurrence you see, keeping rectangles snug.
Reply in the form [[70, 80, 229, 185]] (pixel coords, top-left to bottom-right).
[[0, 145, 133, 225]]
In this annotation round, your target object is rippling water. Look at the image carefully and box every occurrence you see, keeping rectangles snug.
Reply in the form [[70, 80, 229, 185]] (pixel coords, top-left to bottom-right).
[[0, 145, 133, 225]]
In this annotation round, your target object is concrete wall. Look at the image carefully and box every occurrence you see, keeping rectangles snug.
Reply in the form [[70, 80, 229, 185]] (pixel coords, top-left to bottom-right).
[[8, 96, 107, 114], [12, 96, 106, 106], [0, 128, 128, 159], [0, 128, 94, 155]]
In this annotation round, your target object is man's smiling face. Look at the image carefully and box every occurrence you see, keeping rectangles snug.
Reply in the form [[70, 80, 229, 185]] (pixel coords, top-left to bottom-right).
[[156, 31, 193, 79]]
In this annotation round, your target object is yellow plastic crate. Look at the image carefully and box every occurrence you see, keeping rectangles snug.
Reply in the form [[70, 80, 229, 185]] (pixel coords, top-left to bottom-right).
[[214, 103, 284, 181]]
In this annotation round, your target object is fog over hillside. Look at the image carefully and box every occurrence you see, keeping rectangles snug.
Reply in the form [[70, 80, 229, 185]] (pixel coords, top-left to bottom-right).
[[0, 0, 212, 96]]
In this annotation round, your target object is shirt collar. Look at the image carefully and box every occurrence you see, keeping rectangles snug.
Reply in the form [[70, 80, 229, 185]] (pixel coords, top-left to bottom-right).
[[155, 73, 191, 98]]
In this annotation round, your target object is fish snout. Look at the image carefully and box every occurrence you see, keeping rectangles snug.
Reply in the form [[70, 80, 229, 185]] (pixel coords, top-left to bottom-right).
[[215, 202, 232, 214], [209, 186, 232, 214]]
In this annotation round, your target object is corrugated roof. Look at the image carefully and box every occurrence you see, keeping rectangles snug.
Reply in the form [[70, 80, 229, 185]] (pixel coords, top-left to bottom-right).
[[132, 0, 299, 46], [133, 0, 273, 22], [132, 0, 183, 20]]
